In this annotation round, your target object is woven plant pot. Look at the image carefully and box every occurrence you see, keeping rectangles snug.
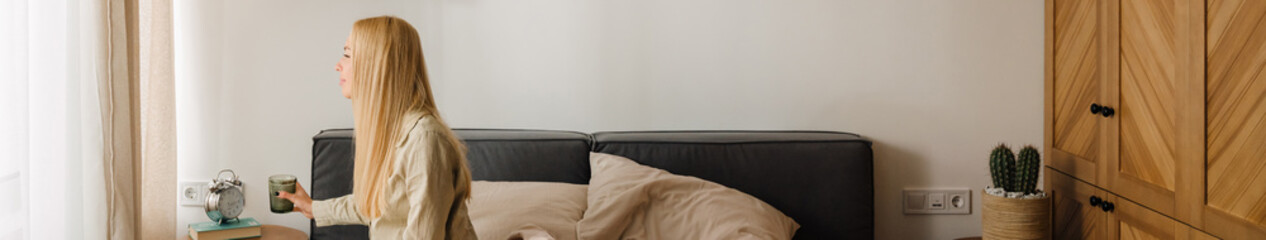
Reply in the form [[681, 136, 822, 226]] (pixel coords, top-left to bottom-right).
[[982, 190, 1051, 240]]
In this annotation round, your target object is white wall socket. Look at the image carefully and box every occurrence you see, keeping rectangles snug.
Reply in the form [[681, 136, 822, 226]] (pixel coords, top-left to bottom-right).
[[903, 188, 971, 215], [178, 181, 209, 207]]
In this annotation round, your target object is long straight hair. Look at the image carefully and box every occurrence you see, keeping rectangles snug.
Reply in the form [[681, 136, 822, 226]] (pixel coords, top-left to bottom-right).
[[349, 16, 471, 219]]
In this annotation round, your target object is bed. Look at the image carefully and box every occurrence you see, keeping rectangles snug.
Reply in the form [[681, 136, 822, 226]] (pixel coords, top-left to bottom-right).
[[310, 129, 873, 239]]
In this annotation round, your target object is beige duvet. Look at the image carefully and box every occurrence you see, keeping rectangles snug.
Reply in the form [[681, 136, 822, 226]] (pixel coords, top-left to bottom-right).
[[468, 153, 799, 240]]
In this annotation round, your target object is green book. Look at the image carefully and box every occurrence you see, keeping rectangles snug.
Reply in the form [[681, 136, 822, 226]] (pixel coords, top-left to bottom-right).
[[189, 217, 262, 240]]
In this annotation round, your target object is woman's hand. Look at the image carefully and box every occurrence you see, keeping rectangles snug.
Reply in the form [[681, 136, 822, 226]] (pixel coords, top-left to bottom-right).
[[276, 182, 314, 219]]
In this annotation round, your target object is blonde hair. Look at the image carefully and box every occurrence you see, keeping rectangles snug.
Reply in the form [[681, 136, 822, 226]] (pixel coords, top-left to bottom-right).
[[348, 16, 471, 219]]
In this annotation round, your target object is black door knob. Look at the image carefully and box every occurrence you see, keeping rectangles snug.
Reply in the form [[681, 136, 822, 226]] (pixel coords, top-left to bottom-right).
[[1091, 103, 1102, 114], [1101, 202, 1115, 212], [1089, 196, 1102, 207], [1101, 106, 1115, 117]]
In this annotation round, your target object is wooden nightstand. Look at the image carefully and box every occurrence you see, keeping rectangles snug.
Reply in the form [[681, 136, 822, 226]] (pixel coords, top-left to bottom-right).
[[184, 224, 307, 240]]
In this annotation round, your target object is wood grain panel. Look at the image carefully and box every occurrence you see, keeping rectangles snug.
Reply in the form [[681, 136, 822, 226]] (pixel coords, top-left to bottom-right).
[[1055, 191, 1105, 240], [1120, 222, 1163, 240], [1176, 227, 1220, 240], [1202, 206, 1266, 239], [1052, 0, 1103, 163], [1119, 0, 1182, 192], [1206, 0, 1266, 232], [1109, 194, 1180, 240], [1049, 168, 1107, 240]]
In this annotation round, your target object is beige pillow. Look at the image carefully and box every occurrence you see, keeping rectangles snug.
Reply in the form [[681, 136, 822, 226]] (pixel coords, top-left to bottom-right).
[[577, 152, 800, 240], [469, 181, 588, 240]]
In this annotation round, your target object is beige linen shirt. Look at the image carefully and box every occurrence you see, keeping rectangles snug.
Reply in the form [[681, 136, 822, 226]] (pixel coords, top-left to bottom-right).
[[313, 111, 478, 240]]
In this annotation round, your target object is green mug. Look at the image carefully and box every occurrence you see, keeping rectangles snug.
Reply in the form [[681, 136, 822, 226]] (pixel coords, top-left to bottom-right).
[[269, 174, 297, 213]]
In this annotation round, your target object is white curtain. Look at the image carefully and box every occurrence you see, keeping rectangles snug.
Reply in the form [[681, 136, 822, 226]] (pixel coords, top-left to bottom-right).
[[0, 0, 116, 239]]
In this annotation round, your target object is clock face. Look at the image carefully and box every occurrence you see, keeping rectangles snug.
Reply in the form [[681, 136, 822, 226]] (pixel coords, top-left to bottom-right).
[[217, 187, 245, 218]]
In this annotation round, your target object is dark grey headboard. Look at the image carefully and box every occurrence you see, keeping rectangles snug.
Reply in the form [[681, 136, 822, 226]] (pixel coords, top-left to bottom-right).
[[311, 129, 873, 240], [592, 131, 874, 239]]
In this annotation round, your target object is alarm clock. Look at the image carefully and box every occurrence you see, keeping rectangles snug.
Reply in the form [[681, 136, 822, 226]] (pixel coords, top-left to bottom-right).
[[205, 169, 246, 224]]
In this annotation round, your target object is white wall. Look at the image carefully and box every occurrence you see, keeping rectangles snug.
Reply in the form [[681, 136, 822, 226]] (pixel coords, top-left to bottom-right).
[[175, 0, 1044, 239], [173, 0, 426, 235]]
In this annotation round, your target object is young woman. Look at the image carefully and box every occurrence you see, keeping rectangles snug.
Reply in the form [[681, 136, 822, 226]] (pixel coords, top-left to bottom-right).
[[276, 16, 477, 240]]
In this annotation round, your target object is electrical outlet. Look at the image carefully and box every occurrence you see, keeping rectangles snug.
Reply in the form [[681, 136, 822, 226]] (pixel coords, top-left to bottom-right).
[[178, 181, 209, 207], [904, 188, 971, 215]]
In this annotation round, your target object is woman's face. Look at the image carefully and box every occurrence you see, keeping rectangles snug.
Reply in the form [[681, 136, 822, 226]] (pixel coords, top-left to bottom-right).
[[336, 32, 354, 99]]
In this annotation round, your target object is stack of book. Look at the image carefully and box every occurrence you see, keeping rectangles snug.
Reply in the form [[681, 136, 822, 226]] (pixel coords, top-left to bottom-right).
[[188, 217, 262, 240]]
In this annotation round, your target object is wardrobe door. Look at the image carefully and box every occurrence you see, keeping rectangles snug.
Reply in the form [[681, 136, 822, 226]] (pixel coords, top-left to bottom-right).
[[1106, 0, 1204, 223], [1204, 0, 1266, 238], [1047, 0, 1110, 185], [1049, 168, 1109, 240]]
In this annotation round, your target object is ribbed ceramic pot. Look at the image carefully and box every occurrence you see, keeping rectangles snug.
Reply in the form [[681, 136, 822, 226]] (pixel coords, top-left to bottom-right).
[[982, 190, 1051, 240]]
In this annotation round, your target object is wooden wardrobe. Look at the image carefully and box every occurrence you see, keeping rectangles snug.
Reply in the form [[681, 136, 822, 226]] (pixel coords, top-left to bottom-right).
[[1045, 0, 1266, 239]]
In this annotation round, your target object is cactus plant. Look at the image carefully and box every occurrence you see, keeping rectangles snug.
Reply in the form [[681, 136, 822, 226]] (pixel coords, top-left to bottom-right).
[[1015, 145, 1041, 194], [989, 144, 1016, 191]]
